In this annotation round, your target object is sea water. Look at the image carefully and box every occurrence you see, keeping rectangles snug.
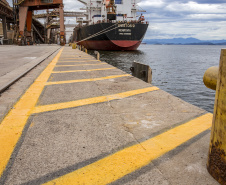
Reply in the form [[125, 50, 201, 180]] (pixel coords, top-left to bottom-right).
[[95, 45, 226, 113]]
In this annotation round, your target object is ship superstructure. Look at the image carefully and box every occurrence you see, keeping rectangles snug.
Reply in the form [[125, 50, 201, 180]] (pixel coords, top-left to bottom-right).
[[72, 0, 148, 50], [77, 0, 145, 24]]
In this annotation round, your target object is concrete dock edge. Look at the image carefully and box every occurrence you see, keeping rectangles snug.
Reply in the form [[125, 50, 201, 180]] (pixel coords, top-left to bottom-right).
[[0, 47, 61, 94]]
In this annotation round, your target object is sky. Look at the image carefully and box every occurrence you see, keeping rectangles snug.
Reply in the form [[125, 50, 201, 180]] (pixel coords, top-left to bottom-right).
[[138, 0, 226, 40], [64, 0, 226, 40], [6, 0, 226, 40]]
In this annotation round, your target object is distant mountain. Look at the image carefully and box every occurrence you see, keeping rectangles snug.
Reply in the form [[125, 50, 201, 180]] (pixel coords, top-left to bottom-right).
[[143, 37, 226, 45]]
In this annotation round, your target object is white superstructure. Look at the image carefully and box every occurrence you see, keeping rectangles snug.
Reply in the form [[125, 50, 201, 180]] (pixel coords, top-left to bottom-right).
[[77, 0, 145, 25]]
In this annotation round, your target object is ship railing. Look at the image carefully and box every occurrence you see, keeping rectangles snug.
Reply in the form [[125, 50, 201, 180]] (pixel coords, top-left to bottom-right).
[[90, 19, 149, 26]]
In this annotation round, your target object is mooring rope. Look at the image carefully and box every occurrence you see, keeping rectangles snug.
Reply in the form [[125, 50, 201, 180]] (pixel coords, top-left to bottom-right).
[[14, 0, 25, 5], [76, 22, 119, 44]]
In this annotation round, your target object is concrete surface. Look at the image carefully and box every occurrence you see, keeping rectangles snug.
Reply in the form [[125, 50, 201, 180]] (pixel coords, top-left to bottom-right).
[[0, 46, 219, 185], [0, 45, 61, 93]]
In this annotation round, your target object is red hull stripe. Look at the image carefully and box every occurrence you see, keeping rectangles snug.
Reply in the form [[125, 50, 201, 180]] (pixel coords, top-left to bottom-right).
[[111, 40, 139, 47], [79, 40, 141, 51]]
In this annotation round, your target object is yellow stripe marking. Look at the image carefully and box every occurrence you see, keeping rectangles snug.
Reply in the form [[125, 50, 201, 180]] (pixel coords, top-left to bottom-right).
[[46, 74, 131, 85], [0, 48, 64, 177], [32, 87, 159, 114], [58, 60, 100, 63], [44, 113, 212, 185], [61, 58, 94, 59], [55, 63, 107, 67], [52, 68, 116, 74]]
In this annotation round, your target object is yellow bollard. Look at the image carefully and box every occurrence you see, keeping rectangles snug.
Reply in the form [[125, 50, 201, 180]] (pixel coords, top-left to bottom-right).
[[207, 49, 226, 184], [72, 43, 76, 49], [97, 52, 100, 60], [203, 66, 219, 90]]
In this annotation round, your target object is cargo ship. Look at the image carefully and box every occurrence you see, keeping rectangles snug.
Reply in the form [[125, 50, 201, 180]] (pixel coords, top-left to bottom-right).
[[72, 0, 148, 51]]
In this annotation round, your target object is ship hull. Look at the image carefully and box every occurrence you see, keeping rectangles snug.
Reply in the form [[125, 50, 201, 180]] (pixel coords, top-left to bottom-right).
[[74, 22, 148, 51]]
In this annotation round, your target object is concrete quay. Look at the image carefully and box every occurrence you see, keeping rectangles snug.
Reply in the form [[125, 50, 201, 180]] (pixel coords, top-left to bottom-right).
[[0, 46, 219, 184], [0, 45, 61, 93]]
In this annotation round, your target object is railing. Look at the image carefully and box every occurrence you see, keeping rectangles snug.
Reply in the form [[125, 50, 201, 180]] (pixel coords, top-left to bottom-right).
[[41, 0, 53, 3]]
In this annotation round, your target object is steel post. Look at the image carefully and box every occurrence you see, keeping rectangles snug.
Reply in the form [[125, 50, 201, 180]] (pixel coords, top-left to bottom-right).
[[47, 28, 51, 44], [59, 4, 65, 46], [18, 6, 28, 45], [2, 15, 8, 44], [26, 10, 33, 45], [7, 22, 10, 31]]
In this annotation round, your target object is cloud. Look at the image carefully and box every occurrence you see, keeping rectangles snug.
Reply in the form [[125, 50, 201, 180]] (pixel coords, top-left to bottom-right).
[[64, 0, 84, 11], [137, 0, 226, 40], [165, 1, 226, 14], [5, 0, 226, 40], [186, 14, 226, 20], [138, 0, 165, 8]]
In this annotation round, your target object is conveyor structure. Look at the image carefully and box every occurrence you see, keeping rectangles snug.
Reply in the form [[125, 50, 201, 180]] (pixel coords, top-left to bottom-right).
[[0, 0, 14, 44], [16, 0, 65, 45]]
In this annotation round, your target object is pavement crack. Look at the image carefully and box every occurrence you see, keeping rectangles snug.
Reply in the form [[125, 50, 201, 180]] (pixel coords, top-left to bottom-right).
[[93, 80, 115, 109], [121, 121, 147, 151]]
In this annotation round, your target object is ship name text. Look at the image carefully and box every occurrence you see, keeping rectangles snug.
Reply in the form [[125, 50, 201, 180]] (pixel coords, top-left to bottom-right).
[[118, 23, 135, 28]]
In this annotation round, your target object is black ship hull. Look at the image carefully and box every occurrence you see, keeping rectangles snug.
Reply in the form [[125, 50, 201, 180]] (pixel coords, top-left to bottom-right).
[[73, 22, 148, 51]]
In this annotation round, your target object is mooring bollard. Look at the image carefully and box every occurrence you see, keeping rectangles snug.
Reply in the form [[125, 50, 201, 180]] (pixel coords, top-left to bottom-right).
[[94, 51, 100, 60], [72, 43, 76, 49], [204, 49, 226, 184], [130, 61, 152, 83], [203, 66, 219, 90]]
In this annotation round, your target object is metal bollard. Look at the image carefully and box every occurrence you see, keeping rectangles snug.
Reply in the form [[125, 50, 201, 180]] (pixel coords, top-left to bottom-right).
[[203, 66, 219, 90], [130, 61, 152, 83], [72, 43, 76, 49], [94, 51, 100, 60], [205, 49, 226, 184]]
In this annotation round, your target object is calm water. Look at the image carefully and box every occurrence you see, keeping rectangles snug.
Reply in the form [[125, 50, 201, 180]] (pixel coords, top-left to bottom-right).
[[90, 45, 226, 113]]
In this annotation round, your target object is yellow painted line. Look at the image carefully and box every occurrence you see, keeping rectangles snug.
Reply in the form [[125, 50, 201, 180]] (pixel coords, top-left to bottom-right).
[[61, 58, 94, 59], [55, 63, 107, 67], [46, 74, 131, 85], [43, 113, 213, 185], [0, 48, 64, 177], [52, 68, 116, 74], [32, 86, 159, 114], [58, 60, 99, 63]]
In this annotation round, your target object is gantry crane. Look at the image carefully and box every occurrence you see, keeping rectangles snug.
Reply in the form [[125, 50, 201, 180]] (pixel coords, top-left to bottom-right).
[[15, 0, 65, 45]]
